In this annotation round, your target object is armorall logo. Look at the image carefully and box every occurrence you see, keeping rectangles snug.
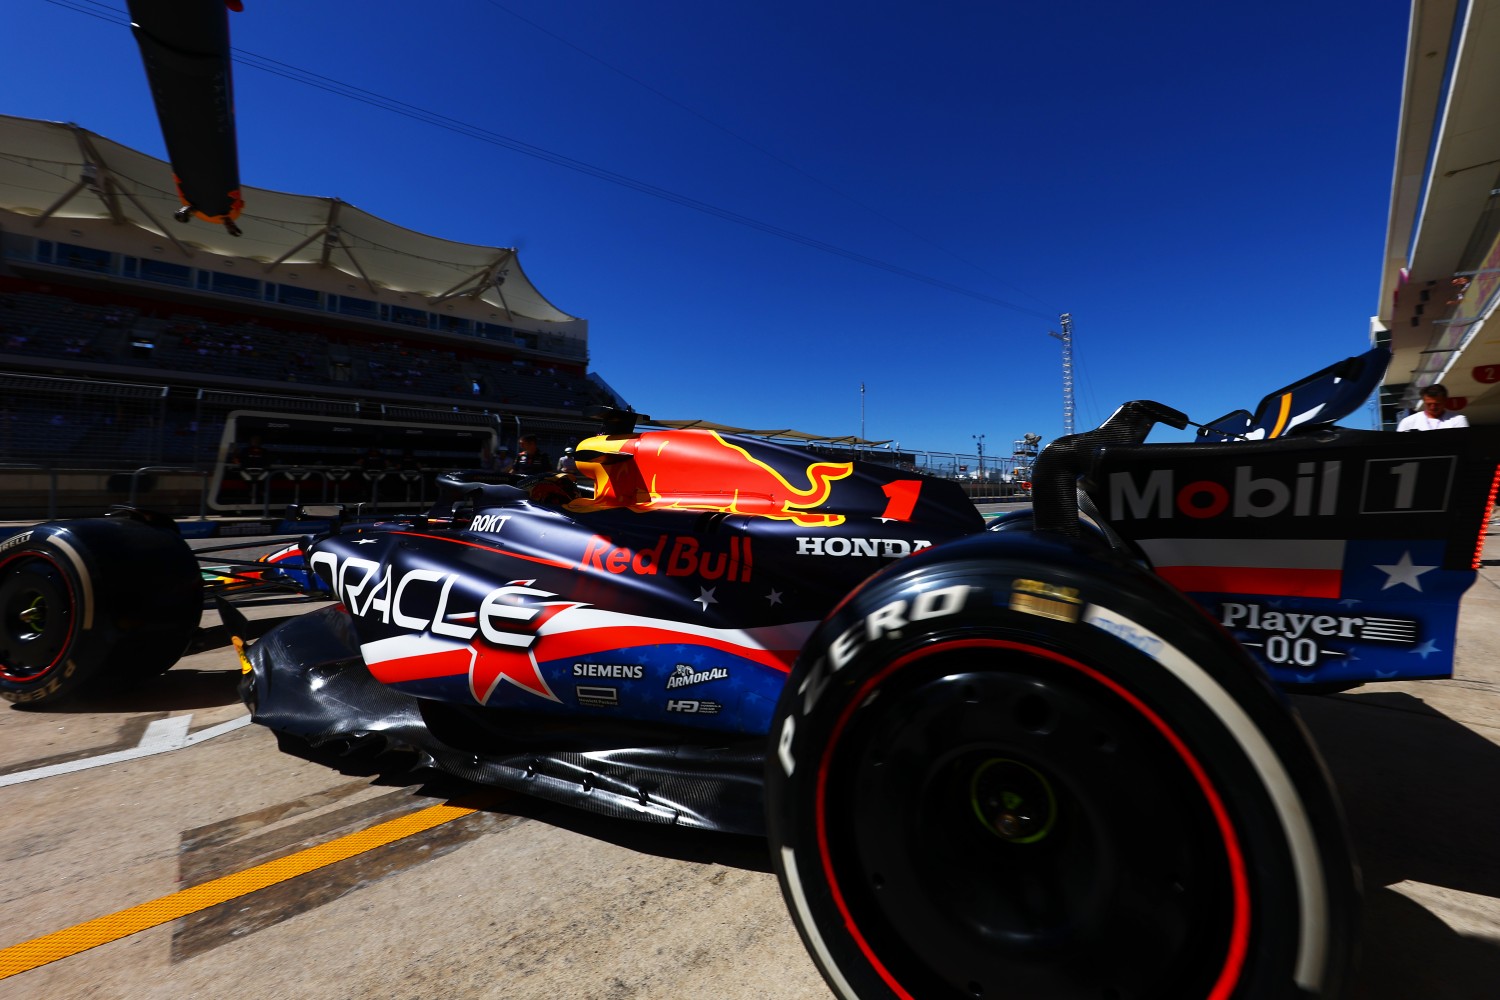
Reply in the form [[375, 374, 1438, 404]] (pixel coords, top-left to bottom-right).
[[1109, 461, 1341, 520], [666, 664, 729, 689]]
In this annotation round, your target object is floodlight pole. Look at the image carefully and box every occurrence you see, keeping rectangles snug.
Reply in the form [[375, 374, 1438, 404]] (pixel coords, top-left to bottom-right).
[[860, 382, 866, 451], [1047, 313, 1075, 438]]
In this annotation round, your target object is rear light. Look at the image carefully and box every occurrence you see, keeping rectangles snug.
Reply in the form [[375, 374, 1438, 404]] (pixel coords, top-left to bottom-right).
[[1473, 463, 1500, 570]]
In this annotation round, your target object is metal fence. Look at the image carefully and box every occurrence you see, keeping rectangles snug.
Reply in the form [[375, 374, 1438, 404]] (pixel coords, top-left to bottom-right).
[[0, 372, 170, 469], [0, 375, 508, 468], [837, 447, 1035, 500], [0, 375, 450, 518], [0, 375, 1034, 518]]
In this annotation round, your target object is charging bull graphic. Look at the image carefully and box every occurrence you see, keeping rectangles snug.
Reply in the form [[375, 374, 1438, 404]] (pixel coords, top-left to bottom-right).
[[566, 429, 853, 526]]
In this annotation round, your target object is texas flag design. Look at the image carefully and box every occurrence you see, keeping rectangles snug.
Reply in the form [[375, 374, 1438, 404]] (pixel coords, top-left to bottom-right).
[[1137, 537, 1464, 604], [1138, 538, 1345, 598], [1137, 536, 1473, 684]]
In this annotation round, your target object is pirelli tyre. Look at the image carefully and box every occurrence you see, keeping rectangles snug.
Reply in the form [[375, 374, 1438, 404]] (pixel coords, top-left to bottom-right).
[[0, 516, 202, 706], [767, 531, 1358, 1000]]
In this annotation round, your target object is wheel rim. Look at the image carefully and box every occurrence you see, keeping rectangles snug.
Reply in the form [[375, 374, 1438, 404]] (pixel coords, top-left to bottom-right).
[[968, 757, 1058, 844], [0, 556, 77, 684], [814, 638, 1249, 1000]]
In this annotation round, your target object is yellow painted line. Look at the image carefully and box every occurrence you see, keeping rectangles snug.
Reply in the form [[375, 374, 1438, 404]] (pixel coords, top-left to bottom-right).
[[0, 801, 477, 980]]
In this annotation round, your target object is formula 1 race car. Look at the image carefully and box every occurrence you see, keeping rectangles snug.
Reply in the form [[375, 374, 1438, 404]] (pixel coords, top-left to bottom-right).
[[3, 347, 1497, 999]]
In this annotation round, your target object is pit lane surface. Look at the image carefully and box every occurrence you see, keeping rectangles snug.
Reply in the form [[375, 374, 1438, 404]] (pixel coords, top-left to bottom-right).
[[2, 525, 1500, 999]]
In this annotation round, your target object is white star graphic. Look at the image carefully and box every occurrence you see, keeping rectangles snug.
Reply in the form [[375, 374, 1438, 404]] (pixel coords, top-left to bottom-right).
[[694, 587, 718, 611], [352, 537, 378, 545], [1374, 551, 1438, 592], [765, 588, 783, 606], [1410, 639, 1441, 659]]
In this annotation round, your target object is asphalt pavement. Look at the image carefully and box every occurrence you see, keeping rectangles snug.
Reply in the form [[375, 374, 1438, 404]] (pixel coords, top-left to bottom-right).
[[0, 521, 1497, 998]]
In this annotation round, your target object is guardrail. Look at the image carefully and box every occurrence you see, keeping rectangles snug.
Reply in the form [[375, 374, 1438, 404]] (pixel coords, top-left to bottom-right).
[[0, 464, 57, 520], [0, 464, 217, 521], [128, 466, 209, 519]]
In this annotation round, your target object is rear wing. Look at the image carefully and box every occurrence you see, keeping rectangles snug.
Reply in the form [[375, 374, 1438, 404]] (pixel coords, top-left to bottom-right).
[[1029, 344, 1497, 689], [1081, 426, 1499, 687], [1198, 346, 1390, 442]]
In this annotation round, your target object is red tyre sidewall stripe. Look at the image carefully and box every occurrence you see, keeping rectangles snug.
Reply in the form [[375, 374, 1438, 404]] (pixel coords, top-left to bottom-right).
[[0, 551, 78, 683], [812, 636, 1252, 1000]]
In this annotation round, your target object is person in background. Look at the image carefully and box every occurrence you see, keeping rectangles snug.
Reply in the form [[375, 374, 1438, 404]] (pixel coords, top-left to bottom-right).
[[1397, 384, 1469, 431], [513, 434, 551, 472], [480, 442, 514, 474], [233, 435, 271, 472], [358, 446, 388, 473]]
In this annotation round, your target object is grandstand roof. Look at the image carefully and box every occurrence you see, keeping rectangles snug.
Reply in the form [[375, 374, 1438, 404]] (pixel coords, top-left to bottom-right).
[[0, 114, 577, 324]]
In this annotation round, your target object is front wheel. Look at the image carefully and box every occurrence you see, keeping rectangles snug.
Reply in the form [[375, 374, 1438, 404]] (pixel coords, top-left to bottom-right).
[[767, 532, 1358, 999], [0, 517, 202, 706]]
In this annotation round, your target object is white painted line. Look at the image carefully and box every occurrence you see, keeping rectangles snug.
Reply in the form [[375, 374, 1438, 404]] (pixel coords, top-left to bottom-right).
[[1389, 880, 1500, 941], [0, 714, 254, 787], [137, 715, 193, 751]]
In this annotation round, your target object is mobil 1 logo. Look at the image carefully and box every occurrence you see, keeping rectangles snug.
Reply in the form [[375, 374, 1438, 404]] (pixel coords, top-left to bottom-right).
[[1360, 455, 1455, 514]]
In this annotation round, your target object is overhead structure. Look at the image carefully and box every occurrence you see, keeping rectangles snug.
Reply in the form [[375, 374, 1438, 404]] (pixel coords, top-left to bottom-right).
[[1376, 0, 1500, 426], [0, 115, 578, 325], [126, 0, 243, 231]]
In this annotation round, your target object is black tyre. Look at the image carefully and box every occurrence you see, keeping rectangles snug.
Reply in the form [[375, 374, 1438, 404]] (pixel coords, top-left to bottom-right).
[[768, 531, 1358, 1000], [0, 517, 202, 706]]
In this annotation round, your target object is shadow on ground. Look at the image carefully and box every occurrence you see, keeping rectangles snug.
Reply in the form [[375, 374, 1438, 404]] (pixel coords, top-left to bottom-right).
[[275, 735, 777, 875], [1294, 690, 1500, 999]]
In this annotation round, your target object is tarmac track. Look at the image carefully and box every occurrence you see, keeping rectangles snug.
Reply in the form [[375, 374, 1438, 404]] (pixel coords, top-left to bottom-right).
[[2, 526, 1499, 999]]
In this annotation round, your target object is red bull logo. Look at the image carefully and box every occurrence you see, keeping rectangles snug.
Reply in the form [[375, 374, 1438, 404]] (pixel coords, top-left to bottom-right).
[[580, 534, 753, 581], [567, 430, 852, 527]]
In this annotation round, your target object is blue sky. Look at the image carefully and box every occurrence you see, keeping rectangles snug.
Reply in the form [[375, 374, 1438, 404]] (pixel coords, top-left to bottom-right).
[[8, 0, 1412, 458]]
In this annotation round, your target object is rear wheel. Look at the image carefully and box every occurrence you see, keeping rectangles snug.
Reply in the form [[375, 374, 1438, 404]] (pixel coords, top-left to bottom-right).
[[768, 532, 1358, 999]]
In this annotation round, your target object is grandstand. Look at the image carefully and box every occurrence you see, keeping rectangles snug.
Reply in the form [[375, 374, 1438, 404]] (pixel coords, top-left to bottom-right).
[[0, 114, 622, 518]]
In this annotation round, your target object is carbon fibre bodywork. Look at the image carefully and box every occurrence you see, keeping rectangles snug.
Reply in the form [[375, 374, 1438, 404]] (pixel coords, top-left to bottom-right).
[[245, 605, 771, 834], [240, 434, 982, 834], [236, 364, 1500, 834]]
